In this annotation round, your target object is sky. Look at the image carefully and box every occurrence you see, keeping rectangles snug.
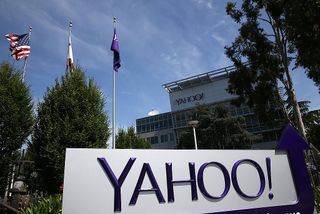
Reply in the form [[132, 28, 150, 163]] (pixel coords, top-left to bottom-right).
[[1, 0, 319, 134]]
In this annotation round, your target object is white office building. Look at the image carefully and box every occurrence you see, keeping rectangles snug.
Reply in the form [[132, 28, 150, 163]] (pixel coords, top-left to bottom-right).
[[136, 65, 283, 149]]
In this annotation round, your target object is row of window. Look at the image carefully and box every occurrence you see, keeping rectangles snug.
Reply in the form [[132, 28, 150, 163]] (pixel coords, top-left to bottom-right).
[[171, 104, 255, 129], [137, 119, 173, 133], [136, 103, 277, 137], [228, 105, 253, 116], [137, 113, 172, 125], [146, 133, 174, 144]]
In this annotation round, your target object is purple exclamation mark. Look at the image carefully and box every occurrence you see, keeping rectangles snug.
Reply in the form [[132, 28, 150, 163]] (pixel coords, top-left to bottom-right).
[[266, 157, 274, 199]]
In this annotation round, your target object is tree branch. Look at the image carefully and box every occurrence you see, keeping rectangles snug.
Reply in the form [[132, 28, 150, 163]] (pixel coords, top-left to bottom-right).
[[258, 17, 272, 24]]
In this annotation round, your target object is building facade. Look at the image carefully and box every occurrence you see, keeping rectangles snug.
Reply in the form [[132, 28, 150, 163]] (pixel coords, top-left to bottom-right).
[[136, 65, 283, 149]]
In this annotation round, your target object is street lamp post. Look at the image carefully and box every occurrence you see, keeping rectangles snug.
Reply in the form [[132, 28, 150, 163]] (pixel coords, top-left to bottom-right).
[[188, 120, 199, 150]]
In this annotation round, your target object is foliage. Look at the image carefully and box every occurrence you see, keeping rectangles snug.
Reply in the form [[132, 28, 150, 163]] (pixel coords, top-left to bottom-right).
[[22, 194, 62, 214], [0, 62, 34, 196], [116, 126, 151, 149], [29, 68, 110, 193], [284, 0, 320, 91], [285, 100, 320, 149], [315, 186, 320, 213], [177, 105, 257, 149], [290, 101, 319, 129], [225, 0, 311, 137], [305, 109, 320, 151]]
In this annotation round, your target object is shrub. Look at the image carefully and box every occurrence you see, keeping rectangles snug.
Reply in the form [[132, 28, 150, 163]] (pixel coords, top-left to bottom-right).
[[22, 194, 62, 214]]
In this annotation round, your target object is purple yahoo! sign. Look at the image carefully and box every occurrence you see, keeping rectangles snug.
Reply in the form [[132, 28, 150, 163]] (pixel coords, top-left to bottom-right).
[[97, 125, 314, 213]]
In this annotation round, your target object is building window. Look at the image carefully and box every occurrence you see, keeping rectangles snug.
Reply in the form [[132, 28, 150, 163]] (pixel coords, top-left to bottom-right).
[[147, 136, 158, 144], [161, 134, 168, 143], [136, 113, 173, 134], [170, 133, 174, 141]]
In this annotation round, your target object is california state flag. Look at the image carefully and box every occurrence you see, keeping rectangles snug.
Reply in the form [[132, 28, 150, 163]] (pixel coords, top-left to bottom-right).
[[66, 27, 74, 73]]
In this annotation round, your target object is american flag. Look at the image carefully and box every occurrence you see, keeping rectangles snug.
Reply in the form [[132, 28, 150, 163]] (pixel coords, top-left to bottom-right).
[[5, 33, 31, 60]]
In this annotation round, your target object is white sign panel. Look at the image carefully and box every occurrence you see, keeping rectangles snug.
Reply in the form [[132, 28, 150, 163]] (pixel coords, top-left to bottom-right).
[[62, 125, 314, 214]]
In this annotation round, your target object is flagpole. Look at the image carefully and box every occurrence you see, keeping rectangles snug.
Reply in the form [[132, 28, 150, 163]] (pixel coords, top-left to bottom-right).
[[112, 17, 116, 149], [22, 58, 27, 83], [22, 26, 32, 82]]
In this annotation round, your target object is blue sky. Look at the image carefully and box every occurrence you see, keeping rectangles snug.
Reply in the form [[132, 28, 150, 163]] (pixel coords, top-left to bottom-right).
[[1, 0, 319, 134]]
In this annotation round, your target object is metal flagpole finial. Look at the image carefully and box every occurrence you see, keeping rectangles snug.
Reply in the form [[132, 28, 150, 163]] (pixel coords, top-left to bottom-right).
[[29, 26, 32, 32], [69, 21, 73, 28], [113, 17, 117, 29]]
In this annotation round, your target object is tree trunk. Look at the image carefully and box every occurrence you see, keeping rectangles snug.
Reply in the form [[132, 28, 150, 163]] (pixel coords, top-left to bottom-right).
[[285, 70, 307, 139]]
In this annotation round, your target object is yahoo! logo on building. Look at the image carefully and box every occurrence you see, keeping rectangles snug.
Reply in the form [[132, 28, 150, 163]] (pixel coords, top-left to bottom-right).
[[176, 92, 204, 106]]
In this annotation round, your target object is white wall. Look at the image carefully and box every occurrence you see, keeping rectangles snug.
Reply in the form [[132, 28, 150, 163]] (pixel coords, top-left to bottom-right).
[[169, 78, 237, 112]]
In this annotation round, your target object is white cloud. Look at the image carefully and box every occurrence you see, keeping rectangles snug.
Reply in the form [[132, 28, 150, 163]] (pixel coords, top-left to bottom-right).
[[191, 0, 214, 9], [159, 43, 206, 80], [212, 33, 227, 47], [215, 53, 232, 69], [211, 19, 227, 30]]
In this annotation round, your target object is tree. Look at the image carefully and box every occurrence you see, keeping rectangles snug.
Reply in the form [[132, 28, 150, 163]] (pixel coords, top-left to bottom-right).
[[284, 0, 320, 91], [291, 101, 320, 151], [0, 62, 34, 196], [116, 126, 151, 149], [30, 68, 110, 193], [177, 105, 257, 149], [225, 0, 315, 138], [308, 122, 320, 151]]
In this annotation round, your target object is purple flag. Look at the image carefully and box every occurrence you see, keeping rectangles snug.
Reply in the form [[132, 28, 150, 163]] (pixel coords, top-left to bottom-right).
[[110, 29, 121, 71]]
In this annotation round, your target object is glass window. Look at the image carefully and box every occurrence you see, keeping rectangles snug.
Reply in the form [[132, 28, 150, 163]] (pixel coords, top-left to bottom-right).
[[170, 133, 174, 141], [160, 121, 164, 128], [151, 136, 158, 144], [161, 134, 168, 143], [164, 120, 168, 128]]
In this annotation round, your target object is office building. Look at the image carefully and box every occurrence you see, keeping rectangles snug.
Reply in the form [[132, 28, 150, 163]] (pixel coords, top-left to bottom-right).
[[136, 65, 283, 149]]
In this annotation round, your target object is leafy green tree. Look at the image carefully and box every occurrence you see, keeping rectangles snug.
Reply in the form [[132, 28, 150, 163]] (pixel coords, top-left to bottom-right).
[[177, 105, 257, 149], [225, 0, 314, 138], [284, 0, 320, 91], [293, 101, 320, 150], [0, 62, 33, 196], [30, 68, 110, 193], [309, 126, 320, 152], [116, 126, 151, 149], [286, 100, 316, 129]]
